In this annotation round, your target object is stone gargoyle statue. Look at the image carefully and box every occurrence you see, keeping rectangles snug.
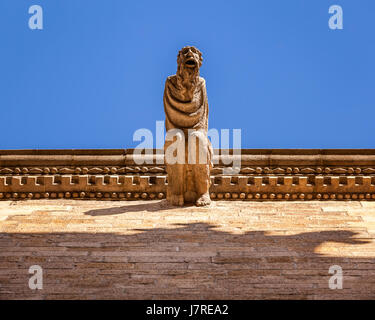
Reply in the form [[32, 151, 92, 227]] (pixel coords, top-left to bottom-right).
[[163, 46, 213, 207]]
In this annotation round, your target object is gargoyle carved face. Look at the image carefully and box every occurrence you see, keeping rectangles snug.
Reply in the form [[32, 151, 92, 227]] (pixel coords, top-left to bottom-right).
[[177, 46, 203, 70]]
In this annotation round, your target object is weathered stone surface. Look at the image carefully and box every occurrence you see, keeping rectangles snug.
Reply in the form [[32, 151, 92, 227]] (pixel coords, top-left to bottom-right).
[[0, 200, 375, 299]]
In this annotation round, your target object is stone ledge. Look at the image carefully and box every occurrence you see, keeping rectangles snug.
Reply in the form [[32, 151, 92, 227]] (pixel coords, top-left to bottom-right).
[[0, 149, 374, 201]]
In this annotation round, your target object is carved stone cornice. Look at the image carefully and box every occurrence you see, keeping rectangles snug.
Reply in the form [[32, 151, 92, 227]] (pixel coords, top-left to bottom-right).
[[0, 149, 374, 201]]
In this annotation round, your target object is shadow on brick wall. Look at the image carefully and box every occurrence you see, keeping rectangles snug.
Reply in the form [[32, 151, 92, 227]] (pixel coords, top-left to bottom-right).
[[0, 219, 374, 299]]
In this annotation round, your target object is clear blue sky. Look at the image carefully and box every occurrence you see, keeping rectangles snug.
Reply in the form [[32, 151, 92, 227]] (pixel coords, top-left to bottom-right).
[[1, 0, 374, 149]]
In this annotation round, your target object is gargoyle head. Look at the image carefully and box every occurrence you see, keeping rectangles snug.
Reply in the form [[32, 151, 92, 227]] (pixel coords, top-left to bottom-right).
[[177, 46, 203, 70], [176, 46, 203, 91]]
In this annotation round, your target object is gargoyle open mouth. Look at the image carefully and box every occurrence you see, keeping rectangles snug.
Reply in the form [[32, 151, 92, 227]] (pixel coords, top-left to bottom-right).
[[185, 59, 197, 68]]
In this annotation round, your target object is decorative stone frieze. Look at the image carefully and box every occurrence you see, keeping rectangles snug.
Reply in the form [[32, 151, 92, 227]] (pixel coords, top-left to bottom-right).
[[0, 149, 374, 201]]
